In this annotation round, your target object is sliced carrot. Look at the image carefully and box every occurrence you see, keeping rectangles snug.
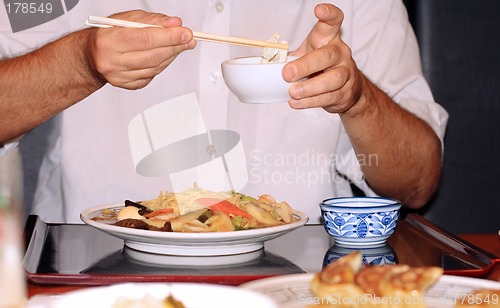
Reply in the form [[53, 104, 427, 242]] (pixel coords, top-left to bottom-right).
[[144, 208, 174, 218], [196, 198, 251, 218], [195, 197, 223, 207]]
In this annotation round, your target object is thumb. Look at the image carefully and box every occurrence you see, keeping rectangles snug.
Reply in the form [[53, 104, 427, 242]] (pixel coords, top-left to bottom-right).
[[311, 4, 343, 47]]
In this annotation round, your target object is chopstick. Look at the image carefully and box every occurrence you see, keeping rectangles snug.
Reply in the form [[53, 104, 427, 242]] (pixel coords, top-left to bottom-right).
[[191, 31, 289, 50], [85, 16, 289, 50]]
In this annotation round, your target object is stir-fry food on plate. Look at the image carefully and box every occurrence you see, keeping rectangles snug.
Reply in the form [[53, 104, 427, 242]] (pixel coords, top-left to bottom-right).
[[93, 184, 297, 233]]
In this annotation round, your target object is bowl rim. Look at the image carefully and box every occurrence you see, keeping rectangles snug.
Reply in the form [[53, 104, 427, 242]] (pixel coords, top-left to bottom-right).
[[319, 196, 401, 211], [221, 55, 299, 66]]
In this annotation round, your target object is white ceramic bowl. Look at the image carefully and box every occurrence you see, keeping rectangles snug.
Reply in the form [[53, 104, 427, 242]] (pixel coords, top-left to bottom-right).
[[221, 56, 297, 104], [319, 197, 402, 248]]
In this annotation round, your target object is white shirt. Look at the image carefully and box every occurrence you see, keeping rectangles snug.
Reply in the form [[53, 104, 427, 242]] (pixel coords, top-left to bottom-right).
[[0, 0, 448, 224]]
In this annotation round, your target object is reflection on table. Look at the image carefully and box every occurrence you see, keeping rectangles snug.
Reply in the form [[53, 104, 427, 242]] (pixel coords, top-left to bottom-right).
[[24, 213, 500, 298], [323, 244, 398, 267]]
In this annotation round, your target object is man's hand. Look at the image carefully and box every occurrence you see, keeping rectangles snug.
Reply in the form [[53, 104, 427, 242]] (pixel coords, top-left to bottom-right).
[[87, 10, 196, 90], [283, 4, 443, 209], [283, 4, 363, 113]]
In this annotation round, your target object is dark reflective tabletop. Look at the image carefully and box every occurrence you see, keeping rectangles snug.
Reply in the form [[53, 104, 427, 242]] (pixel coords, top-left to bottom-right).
[[23, 214, 499, 286]]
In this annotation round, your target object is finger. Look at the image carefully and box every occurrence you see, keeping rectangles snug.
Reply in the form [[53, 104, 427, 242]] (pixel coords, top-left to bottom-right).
[[105, 27, 193, 53], [111, 44, 191, 71], [293, 4, 344, 56], [313, 4, 344, 37], [130, 13, 183, 28], [156, 16, 183, 27], [109, 10, 183, 27], [117, 57, 170, 80], [107, 58, 174, 89], [289, 89, 347, 111], [283, 43, 346, 82], [93, 42, 192, 80], [289, 65, 349, 100], [121, 78, 154, 90], [108, 49, 177, 82]]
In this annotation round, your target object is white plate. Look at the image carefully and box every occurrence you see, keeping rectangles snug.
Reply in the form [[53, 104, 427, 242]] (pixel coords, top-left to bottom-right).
[[27, 282, 278, 308], [241, 273, 500, 308], [81, 203, 308, 257]]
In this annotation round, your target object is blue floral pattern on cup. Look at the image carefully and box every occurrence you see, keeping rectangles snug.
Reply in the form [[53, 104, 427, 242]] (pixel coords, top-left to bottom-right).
[[323, 211, 399, 238]]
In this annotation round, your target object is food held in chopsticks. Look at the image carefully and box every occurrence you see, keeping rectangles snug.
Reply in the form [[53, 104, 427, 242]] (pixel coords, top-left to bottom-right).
[[308, 251, 443, 307], [93, 183, 297, 232], [261, 33, 288, 63]]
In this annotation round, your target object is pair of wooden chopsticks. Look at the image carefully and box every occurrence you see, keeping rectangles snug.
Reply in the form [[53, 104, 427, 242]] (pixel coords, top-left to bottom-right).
[[85, 16, 289, 50]]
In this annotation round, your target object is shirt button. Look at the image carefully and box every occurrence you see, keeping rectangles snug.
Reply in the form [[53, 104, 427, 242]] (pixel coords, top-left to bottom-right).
[[215, 1, 224, 13], [209, 71, 220, 82]]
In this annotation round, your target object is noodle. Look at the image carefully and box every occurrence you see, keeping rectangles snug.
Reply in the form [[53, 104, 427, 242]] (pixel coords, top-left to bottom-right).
[[141, 183, 232, 215]]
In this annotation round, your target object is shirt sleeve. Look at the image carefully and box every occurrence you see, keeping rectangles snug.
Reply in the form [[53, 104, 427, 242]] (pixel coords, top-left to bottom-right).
[[334, 0, 449, 196], [0, 138, 21, 156]]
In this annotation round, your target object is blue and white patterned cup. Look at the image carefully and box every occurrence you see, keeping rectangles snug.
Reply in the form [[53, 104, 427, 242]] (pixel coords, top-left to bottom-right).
[[319, 197, 401, 247]]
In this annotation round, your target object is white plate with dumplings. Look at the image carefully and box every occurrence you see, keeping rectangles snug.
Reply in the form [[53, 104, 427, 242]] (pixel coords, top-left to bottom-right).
[[240, 273, 500, 308]]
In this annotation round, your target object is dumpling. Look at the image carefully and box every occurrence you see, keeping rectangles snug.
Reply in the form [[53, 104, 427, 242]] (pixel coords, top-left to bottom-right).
[[261, 33, 288, 63]]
